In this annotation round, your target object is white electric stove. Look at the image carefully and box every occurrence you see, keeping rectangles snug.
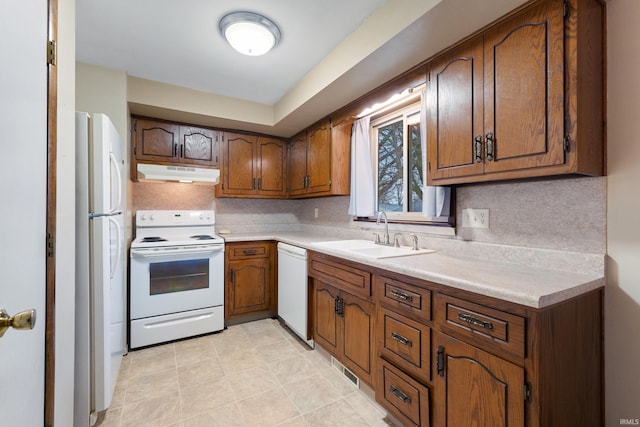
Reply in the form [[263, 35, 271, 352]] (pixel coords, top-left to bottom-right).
[[129, 210, 225, 348]]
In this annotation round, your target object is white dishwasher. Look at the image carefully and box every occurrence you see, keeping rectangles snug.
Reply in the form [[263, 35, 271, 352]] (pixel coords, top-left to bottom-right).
[[277, 242, 314, 348]]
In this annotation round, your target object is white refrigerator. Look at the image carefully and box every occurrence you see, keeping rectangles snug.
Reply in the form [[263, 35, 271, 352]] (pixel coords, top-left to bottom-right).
[[74, 112, 126, 426]]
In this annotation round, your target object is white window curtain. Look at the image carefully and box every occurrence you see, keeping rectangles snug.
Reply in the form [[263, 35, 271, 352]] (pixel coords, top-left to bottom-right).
[[348, 116, 375, 216], [420, 89, 451, 218]]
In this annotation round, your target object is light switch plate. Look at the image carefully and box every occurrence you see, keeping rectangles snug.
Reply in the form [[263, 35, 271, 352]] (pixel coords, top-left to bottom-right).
[[462, 208, 489, 228]]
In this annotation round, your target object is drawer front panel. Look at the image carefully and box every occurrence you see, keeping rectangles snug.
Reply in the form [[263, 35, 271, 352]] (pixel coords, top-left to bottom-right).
[[308, 254, 372, 298], [379, 308, 431, 384], [435, 293, 525, 360], [377, 274, 432, 322], [377, 359, 431, 427], [228, 242, 270, 260]]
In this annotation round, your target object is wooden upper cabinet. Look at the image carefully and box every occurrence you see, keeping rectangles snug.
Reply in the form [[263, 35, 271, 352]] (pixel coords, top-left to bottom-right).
[[427, 39, 485, 181], [427, 0, 604, 185], [288, 118, 351, 198], [287, 131, 308, 196], [257, 137, 287, 197], [306, 122, 332, 194], [216, 132, 287, 198], [179, 126, 219, 166], [483, 0, 564, 174], [132, 117, 219, 168], [133, 118, 180, 162], [220, 133, 257, 196]]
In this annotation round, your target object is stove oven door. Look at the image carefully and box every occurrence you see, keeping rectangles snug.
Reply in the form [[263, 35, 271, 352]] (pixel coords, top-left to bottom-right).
[[129, 245, 224, 320]]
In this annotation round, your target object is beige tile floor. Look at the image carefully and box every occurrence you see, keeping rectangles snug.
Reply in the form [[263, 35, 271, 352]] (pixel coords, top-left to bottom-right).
[[98, 318, 397, 427]]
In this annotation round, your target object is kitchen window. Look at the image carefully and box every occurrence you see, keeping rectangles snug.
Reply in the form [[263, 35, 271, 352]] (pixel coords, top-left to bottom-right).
[[348, 88, 452, 226], [371, 103, 425, 221]]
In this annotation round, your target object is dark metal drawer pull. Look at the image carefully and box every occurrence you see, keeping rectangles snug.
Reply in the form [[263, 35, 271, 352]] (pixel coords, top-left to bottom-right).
[[390, 332, 412, 347], [486, 132, 494, 161], [436, 345, 444, 377], [474, 134, 483, 163], [242, 249, 258, 256], [457, 313, 494, 330], [390, 289, 413, 302], [389, 385, 411, 403]]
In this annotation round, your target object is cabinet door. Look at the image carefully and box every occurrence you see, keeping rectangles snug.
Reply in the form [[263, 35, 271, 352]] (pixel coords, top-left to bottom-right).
[[306, 121, 332, 194], [483, 0, 564, 174], [221, 133, 258, 195], [427, 38, 485, 183], [288, 132, 308, 196], [257, 137, 287, 197], [227, 258, 270, 317], [433, 332, 525, 427], [313, 281, 340, 355], [180, 126, 219, 166], [134, 118, 179, 162], [341, 291, 375, 386]]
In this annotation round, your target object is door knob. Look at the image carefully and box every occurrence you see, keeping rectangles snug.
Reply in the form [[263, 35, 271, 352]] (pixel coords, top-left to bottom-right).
[[0, 308, 36, 338]]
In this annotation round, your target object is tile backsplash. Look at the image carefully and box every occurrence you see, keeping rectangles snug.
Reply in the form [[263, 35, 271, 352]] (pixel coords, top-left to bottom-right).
[[132, 176, 606, 257], [454, 176, 606, 254]]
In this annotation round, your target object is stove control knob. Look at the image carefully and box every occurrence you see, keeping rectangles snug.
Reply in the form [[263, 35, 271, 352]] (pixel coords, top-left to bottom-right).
[[149, 214, 155, 221], [139, 214, 146, 221]]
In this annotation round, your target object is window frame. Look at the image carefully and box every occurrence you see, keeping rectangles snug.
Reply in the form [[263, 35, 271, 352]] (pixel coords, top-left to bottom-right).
[[354, 100, 455, 228], [370, 101, 434, 223]]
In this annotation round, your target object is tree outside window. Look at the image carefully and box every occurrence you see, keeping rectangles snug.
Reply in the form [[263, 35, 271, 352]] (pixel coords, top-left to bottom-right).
[[373, 104, 423, 218]]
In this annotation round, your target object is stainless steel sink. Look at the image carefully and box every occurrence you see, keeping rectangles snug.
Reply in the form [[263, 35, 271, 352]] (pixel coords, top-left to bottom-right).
[[310, 239, 434, 259]]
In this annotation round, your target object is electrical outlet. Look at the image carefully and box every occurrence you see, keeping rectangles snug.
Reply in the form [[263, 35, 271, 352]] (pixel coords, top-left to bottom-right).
[[462, 208, 489, 228], [314, 207, 319, 218]]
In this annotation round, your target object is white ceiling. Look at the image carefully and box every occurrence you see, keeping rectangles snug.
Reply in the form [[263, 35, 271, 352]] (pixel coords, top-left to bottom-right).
[[76, 0, 529, 136], [76, 0, 387, 105]]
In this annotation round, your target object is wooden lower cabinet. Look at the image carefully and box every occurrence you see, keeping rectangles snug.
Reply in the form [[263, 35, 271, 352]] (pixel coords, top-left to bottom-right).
[[312, 280, 376, 387], [225, 241, 276, 322], [432, 331, 525, 427], [307, 255, 602, 427], [377, 359, 431, 427], [313, 282, 340, 353]]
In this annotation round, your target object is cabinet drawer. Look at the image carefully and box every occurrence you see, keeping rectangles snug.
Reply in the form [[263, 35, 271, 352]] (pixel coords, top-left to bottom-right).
[[379, 308, 431, 384], [308, 253, 371, 299], [376, 274, 432, 322], [377, 359, 430, 427], [227, 242, 270, 260], [435, 293, 525, 360]]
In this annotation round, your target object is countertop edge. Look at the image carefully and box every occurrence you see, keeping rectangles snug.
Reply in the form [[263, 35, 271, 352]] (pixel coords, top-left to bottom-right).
[[222, 232, 605, 309]]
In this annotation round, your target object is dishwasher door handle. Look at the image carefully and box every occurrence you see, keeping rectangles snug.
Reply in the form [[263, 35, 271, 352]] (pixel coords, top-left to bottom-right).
[[277, 243, 308, 260], [278, 250, 307, 260]]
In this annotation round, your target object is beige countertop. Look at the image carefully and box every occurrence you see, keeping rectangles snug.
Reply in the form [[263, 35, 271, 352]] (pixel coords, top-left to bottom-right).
[[221, 230, 605, 309]]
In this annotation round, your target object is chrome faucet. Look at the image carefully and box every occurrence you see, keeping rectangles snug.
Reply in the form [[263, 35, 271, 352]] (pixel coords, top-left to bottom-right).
[[409, 233, 419, 250], [376, 211, 390, 245]]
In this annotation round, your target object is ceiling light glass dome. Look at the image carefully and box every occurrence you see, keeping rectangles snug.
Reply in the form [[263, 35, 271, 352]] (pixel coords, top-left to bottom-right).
[[219, 11, 281, 56]]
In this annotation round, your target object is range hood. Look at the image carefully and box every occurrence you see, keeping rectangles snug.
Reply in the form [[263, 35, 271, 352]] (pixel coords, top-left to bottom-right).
[[136, 163, 220, 185]]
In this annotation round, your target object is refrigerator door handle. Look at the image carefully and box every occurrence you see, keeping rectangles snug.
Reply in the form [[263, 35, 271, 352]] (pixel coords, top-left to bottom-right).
[[109, 152, 123, 214], [108, 216, 122, 279]]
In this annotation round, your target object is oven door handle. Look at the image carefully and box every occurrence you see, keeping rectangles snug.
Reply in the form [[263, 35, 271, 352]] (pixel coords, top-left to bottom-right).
[[130, 245, 224, 258]]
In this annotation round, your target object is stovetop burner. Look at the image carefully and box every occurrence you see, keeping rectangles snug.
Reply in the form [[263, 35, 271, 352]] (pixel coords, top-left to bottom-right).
[[141, 236, 168, 242], [190, 235, 215, 240], [132, 210, 222, 249]]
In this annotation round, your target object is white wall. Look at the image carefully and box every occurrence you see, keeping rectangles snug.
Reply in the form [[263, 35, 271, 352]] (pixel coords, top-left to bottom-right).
[[606, 0, 640, 424], [55, 0, 76, 425], [76, 62, 128, 139]]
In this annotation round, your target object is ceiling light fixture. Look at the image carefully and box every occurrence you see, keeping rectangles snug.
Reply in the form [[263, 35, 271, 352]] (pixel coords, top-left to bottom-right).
[[219, 11, 281, 56]]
